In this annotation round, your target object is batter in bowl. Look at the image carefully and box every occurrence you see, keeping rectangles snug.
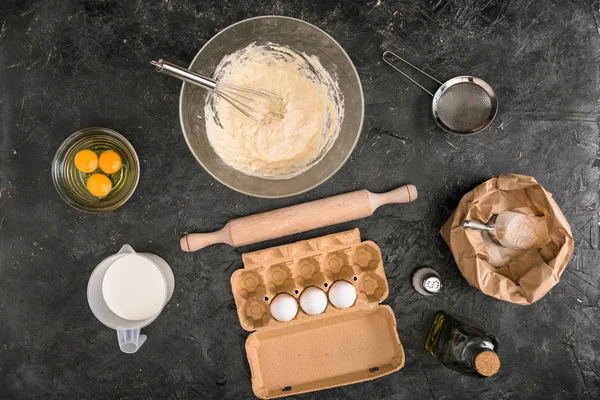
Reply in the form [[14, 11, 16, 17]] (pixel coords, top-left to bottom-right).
[[205, 43, 344, 179]]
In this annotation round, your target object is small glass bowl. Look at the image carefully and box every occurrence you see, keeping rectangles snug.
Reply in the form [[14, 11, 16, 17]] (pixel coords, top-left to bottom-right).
[[52, 127, 140, 213]]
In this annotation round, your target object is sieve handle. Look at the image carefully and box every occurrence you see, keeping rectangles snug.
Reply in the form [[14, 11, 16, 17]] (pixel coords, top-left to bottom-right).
[[382, 51, 442, 97], [490, 116, 504, 129]]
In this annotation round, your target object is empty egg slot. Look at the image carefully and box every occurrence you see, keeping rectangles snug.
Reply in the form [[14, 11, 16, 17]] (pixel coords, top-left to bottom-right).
[[356, 271, 387, 303], [351, 243, 381, 272], [321, 250, 354, 284], [292, 256, 325, 291], [265, 262, 295, 299], [242, 295, 271, 330], [234, 269, 267, 300]]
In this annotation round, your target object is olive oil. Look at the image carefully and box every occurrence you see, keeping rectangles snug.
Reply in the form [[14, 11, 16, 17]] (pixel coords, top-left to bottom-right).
[[425, 311, 500, 377]]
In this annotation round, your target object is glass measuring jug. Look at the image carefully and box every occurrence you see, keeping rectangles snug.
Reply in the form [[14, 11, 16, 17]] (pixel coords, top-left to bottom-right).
[[87, 245, 175, 353]]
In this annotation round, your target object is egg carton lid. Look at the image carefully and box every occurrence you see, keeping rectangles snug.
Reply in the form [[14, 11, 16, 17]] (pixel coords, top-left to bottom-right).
[[237, 229, 405, 399]]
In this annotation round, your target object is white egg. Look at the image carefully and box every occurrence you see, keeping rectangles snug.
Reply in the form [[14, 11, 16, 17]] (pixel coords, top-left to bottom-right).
[[269, 293, 298, 322], [299, 286, 328, 315], [328, 280, 357, 309]]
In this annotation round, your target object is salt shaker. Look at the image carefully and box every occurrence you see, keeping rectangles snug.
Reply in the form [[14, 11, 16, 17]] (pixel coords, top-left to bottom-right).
[[412, 267, 442, 295]]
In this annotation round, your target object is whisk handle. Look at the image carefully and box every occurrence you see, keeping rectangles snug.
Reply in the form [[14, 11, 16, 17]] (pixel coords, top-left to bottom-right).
[[151, 59, 217, 91]]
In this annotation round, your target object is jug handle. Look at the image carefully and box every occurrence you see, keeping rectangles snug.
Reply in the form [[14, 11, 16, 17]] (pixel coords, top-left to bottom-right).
[[117, 327, 147, 354]]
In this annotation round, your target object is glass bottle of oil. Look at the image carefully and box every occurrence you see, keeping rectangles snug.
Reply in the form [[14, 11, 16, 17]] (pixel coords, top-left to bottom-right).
[[425, 311, 500, 377]]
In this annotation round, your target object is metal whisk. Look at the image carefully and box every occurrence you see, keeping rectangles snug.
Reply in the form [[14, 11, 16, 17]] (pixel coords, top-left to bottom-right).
[[151, 59, 285, 125]]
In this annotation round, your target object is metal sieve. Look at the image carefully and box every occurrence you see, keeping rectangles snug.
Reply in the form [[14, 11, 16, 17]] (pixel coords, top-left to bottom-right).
[[382, 51, 500, 135]]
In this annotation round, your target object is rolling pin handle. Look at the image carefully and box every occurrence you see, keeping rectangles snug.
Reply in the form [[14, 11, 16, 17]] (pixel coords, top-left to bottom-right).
[[180, 224, 233, 252], [368, 184, 418, 210]]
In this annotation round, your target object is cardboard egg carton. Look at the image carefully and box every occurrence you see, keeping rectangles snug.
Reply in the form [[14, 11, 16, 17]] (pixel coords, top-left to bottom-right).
[[233, 239, 388, 330], [231, 229, 405, 399]]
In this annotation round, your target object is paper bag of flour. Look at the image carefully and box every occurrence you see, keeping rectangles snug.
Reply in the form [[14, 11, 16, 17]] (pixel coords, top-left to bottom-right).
[[440, 174, 574, 305]]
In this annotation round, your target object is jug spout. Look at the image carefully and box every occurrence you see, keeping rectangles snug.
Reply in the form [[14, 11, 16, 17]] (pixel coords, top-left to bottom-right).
[[117, 244, 135, 255], [117, 327, 147, 354]]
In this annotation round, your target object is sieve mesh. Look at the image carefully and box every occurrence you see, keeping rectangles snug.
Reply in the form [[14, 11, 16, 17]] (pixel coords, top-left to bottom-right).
[[436, 83, 493, 133]]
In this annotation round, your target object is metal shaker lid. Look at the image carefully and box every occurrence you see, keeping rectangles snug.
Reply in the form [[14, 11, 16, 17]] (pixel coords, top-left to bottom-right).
[[422, 274, 442, 294], [412, 267, 442, 296]]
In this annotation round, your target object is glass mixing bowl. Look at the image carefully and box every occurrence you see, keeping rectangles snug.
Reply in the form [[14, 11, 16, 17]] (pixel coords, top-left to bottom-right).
[[52, 127, 140, 213], [179, 16, 364, 198]]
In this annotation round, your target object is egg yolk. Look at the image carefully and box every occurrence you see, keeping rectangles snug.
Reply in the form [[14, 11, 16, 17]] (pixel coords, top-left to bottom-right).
[[87, 173, 112, 197], [74, 150, 98, 173], [99, 150, 122, 174]]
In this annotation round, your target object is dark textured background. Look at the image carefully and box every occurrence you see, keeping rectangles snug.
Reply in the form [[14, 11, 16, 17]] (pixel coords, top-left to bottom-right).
[[1, 0, 599, 399]]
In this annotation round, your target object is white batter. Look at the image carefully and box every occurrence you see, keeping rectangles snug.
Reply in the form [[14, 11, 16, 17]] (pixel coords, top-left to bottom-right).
[[205, 43, 344, 179]]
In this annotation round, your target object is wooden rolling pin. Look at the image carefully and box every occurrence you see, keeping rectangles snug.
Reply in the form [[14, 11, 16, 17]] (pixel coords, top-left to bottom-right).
[[180, 184, 417, 252]]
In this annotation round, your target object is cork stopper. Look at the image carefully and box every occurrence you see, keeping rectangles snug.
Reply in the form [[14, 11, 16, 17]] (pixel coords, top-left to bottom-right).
[[474, 350, 500, 377]]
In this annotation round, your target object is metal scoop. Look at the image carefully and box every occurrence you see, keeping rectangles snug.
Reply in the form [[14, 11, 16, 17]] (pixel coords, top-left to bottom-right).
[[382, 51, 501, 135], [463, 217, 502, 245]]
